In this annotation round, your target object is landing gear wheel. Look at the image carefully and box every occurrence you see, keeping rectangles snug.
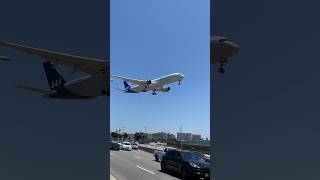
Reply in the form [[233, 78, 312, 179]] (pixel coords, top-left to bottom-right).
[[152, 90, 157, 95], [181, 167, 191, 180], [219, 62, 225, 74]]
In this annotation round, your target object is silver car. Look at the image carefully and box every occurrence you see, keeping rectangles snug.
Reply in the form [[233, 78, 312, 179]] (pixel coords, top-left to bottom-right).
[[132, 142, 139, 150]]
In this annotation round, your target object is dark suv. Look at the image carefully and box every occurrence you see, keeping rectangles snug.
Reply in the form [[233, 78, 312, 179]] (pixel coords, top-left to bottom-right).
[[110, 142, 120, 151], [161, 150, 210, 180]]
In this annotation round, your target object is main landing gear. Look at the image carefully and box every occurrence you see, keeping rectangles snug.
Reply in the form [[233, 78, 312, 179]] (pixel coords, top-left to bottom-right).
[[178, 80, 181, 85], [152, 90, 157, 95]]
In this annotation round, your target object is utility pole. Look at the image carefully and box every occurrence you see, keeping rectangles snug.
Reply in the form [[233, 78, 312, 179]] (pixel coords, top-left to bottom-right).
[[164, 129, 167, 144], [179, 124, 183, 150], [144, 127, 147, 144]]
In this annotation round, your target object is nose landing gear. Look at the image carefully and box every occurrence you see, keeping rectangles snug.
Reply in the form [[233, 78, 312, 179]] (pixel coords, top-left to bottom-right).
[[218, 59, 227, 74], [218, 63, 225, 74]]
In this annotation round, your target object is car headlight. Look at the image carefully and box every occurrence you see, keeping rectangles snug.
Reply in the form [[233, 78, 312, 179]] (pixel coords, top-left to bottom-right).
[[189, 162, 200, 168]]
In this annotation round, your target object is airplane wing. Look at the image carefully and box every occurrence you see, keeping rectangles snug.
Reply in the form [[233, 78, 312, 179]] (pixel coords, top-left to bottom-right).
[[111, 75, 147, 85], [0, 40, 108, 75], [16, 85, 55, 95]]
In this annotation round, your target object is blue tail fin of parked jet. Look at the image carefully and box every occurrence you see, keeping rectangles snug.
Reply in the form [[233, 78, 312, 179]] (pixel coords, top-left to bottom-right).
[[124, 81, 131, 90], [43, 61, 66, 90]]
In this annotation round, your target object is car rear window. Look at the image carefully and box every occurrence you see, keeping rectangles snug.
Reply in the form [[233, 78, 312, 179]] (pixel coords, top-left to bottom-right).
[[181, 152, 206, 161]]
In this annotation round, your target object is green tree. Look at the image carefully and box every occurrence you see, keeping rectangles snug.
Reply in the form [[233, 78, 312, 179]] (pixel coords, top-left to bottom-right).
[[122, 132, 128, 140], [134, 132, 141, 141], [111, 132, 119, 140]]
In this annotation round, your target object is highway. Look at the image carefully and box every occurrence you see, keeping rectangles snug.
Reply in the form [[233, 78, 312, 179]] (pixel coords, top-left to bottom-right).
[[110, 149, 181, 180]]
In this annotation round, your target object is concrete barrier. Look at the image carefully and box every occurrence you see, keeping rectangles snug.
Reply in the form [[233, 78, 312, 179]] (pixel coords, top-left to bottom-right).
[[138, 143, 210, 155], [138, 144, 155, 153]]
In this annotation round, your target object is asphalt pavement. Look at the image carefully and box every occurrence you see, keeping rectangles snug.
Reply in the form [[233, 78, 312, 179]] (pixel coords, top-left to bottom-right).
[[110, 149, 181, 180]]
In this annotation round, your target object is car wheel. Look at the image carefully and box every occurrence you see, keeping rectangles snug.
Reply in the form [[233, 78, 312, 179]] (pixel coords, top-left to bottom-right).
[[181, 167, 192, 180], [155, 155, 159, 162], [161, 162, 167, 172]]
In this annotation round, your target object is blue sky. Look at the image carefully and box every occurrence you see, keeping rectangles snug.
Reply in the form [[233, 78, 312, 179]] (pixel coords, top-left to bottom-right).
[[111, 0, 210, 139]]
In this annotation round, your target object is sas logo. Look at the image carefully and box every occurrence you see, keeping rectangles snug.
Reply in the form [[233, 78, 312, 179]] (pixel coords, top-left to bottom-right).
[[51, 79, 63, 88]]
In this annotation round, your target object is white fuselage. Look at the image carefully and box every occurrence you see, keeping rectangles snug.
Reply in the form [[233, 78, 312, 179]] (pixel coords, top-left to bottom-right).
[[130, 73, 184, 93], [64, 75, 106, 97]]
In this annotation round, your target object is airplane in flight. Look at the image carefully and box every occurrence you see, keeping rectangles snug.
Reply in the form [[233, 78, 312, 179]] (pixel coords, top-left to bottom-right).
[[0, 40, 109, 99], [111, 73, 184, 95], [211, 36, 240, 73]]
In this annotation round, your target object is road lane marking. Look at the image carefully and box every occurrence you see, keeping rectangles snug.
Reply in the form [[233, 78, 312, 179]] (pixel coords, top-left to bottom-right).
[[136, 165, 155, 175], [134, 155, 142, 159]]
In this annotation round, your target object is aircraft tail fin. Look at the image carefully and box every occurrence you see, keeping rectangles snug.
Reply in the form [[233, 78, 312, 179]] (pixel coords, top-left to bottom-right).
[[123, 81, 131, 90], [16, 85, 55, 95], [43, 61, 66, 90]]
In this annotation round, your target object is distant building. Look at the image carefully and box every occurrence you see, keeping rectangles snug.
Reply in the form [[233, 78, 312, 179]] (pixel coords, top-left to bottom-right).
[[191, 134, 202, 140], [151, 132, 176, 141], [146, 133, 153, 139], [177, 133, 202, 140], [177, 133, 192, 140]]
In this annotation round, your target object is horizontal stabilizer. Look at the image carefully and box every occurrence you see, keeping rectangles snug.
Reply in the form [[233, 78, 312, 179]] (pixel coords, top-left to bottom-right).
[[0, 56, 10, 61], [114, 88, 138, 93], [114, 88, 127, 92], [16, 85, 55, 95]]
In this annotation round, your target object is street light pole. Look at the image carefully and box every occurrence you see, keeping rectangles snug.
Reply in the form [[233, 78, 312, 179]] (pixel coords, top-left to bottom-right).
[[144, 127, 147, 144], [179, 124, 183, 150]]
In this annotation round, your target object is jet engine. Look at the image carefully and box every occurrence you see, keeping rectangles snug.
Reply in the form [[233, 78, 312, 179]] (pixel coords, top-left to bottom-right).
[[160, 87, 171, 92], [146, 80, 152, 85]]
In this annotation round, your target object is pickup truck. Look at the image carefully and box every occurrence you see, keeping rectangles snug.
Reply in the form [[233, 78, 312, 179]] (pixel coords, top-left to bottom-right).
[[153, 146, 176, 162]]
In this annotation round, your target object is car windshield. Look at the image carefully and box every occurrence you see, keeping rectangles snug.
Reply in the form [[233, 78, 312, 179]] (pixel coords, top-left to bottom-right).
[[133, 143, 138, 145], [123, 142, 130, 145], [180, 152, 206, 161]]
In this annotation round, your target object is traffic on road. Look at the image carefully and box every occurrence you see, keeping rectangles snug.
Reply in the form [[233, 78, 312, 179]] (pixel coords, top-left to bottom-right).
[[110, 142, 210, 180]]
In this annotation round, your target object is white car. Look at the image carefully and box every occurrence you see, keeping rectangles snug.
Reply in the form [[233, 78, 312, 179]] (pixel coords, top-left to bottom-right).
[[122, 142, 132, 151], [117, 142, 123, 150], [132, 142, 139, 150]]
